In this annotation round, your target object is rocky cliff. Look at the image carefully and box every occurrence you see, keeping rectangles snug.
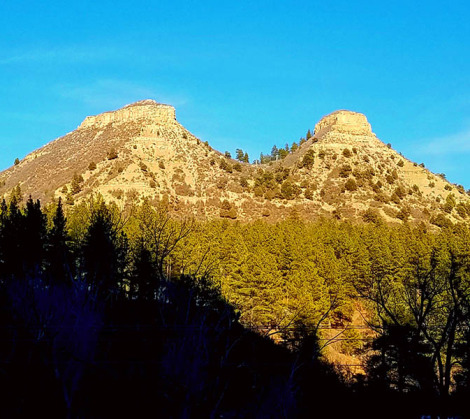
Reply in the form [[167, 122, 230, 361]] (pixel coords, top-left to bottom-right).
[[78, 100, 176, 129], [1, 101, 469, 226]]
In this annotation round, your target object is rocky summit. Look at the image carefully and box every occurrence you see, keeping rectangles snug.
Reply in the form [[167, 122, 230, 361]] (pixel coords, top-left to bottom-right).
[[1, 100, 469, 226]]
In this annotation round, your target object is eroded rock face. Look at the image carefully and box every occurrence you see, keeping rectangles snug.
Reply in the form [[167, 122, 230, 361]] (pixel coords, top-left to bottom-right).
[[78, 99, 176, 129], [314, 110, 373, 137]]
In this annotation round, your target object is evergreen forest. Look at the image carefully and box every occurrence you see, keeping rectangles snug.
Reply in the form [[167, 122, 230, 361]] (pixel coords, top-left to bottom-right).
[[2, 194, 470, 417]]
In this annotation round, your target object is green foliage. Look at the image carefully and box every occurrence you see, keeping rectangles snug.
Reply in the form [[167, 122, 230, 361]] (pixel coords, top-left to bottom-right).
[[5, 195, 470, 409], [278, 148, 288, 159], [281, 179, 300, 199], [300, 149, 315, 169], [10, 184, 23, 204], [430, 213, 452, 228], [88, 161, 97, 171], [219, 158, 233, 173], [71, 173, 83, 195], [339, 164, 352, 178], [14, 158, 20, 166], [443, 194, 456, 213], [362, 208, 382, 224]]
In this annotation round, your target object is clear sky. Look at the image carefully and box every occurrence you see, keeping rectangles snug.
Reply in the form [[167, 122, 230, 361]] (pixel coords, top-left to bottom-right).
[[1, 1, 470, 187]]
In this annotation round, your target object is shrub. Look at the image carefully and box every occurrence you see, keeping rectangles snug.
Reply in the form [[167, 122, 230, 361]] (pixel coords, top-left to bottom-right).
[[342, 148, 352, 158], [339, 164, 352, 178], [300, 149, 315, 169], [456, 203, 468, 218], [344, 178, 357, 192], [362, 208, 382, 224], [281, 180, 295, 199], [304, 188, 314, 200], [88, 161, 97, 171], [444, 184, 452, 191], [397, 160, 404, 167], [14, 158, 20, 166], [254, 186, 264, 197], [375, 193, 389, 203], [159, 161, 165, 169], [430, 213, 452, 228], [396, 207, 411, 221], [394, 186, 406, 199], [219, 159, 233, 173], [264, 189, 276, 200], [443, 194, 456, 213], [233, 163, 242, 172], [220, 200, 237, 219]]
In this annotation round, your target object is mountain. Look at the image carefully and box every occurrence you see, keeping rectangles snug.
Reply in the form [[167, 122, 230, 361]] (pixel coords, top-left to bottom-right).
[[1, 100, 469, 225]]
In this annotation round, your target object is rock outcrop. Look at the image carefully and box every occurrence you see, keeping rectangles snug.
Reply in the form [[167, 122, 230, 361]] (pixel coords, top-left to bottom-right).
[[78, 99, 176, 129], [1, 100, 468, 227], [313, 110, 378, 146]]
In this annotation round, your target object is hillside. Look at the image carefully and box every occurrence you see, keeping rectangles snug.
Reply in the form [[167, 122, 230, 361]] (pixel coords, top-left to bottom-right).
[[1, 100, 469, 225]]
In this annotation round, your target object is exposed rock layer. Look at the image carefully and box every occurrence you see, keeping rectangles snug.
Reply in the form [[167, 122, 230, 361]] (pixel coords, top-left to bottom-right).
[[79, 100, 176, 129]]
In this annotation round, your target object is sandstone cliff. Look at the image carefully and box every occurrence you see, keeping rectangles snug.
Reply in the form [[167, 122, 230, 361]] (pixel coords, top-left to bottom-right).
[[1, 101, 468, 226]]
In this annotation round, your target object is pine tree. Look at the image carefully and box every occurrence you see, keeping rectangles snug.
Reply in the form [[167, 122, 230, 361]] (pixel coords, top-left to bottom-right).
[[46, 198, 71, 284], [82, 202, 121, 296], [23, 197, 46, 273], [129, 238, 157, 300], [271, 145, 279, 160], [71, 173, 82, 195]]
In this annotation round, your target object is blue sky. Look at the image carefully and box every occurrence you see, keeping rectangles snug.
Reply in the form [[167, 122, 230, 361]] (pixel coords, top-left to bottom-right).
[[1, 1, 470, 187]]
